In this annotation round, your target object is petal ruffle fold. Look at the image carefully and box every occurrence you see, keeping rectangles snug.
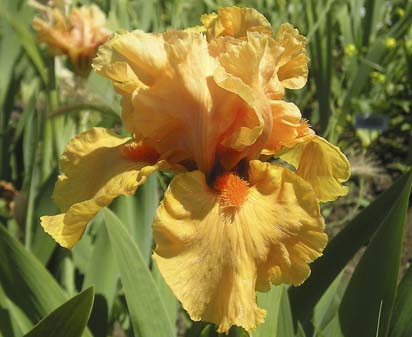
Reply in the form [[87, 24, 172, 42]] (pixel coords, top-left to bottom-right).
[[200, 6, 272, 41], [275, 23, 308, 91]]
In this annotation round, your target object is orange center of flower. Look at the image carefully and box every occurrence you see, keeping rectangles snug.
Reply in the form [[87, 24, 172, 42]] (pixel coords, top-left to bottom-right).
[[214, 172, 249, 209], [121, 142, 160, 164]]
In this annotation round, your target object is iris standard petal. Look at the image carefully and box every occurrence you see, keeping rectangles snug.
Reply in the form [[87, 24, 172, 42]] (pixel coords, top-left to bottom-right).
[[153, 160, 326, 333], [41, 128, 164, 248], [212, 32, 284, 166], [281, 136, 351, 202], [94, 30, 247, 173]]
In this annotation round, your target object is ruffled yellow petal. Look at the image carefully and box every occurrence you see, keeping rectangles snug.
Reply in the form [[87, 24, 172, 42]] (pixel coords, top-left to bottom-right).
[[275, 23, 308, 91], [41, 128, 164, 248], [153, 160, 326, 333], [281, 136, 350, 202], [94, 30, 250, 173], [201, 7, 272, 41]]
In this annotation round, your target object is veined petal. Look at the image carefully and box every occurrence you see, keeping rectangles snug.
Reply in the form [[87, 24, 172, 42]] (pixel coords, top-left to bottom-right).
[[281, 136, 351, 202], [200, 6, 272, 41], [154, 160, 326, 333], [275, 23, 308, 90], [41, 128, 165, 248], [94, 30, 248, 173]]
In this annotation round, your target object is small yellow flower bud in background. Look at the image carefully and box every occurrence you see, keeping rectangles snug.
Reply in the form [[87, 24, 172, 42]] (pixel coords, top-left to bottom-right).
[[370, 71, 385, 84], [395, 7, 405, 17], [384, 37, 396, 48], [344, 44, 357, 57], [406, 39, 412, 50]]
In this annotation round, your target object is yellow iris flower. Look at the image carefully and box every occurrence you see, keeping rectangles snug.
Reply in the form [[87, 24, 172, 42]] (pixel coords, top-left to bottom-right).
[[32, 3, 111, 76], [41, 7, 350, 334]]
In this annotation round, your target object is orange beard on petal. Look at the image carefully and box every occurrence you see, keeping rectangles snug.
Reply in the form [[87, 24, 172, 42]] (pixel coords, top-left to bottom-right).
[[214, 172, 249, 209], [121, 141, 160, 164]]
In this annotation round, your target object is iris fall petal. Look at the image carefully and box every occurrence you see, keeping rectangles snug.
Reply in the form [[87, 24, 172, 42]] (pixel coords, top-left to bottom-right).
[[153, 160, 326, 333], [41, 128, 163, 248]]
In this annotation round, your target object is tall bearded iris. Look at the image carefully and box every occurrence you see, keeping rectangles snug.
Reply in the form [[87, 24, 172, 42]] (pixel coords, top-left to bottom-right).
[[32, 3, 110, 76], [41, 7, 350, 334]]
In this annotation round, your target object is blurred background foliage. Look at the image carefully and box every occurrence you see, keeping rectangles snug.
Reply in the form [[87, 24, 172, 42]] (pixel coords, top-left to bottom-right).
[[0, 0, 411, 336]]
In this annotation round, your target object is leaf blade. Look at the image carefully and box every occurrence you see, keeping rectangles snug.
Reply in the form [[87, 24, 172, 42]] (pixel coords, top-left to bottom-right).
[[103, 208, 175, 337], [23, 288, 94, 337], [289, 170, 412, 324], [0, 225, 92, 337], [339, 170, 412, 336], [389, 265, 412, 337]]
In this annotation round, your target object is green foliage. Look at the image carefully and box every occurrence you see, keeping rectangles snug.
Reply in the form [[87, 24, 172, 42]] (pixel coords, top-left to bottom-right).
[[254, 286, 284, 337], [23, 288, 94, 337], [340, 170, 412, 336], [389, 265, 412, 337], [103, 208, 176, 337], [289, 169, 412, 325]]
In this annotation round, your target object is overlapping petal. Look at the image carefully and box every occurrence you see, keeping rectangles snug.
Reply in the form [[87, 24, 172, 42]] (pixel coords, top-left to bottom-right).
[[281, 136, 351, 202], [200, 6, 272, 41], [203, 7, 308, 99], [212, 32, 284, 168], [153, 160, 326, 333], [93, 30, 259, 173], [262, 100, 314, 153], [41, 128, 166, 248]]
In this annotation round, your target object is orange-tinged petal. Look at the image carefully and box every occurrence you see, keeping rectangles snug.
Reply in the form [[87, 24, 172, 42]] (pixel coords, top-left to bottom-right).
[[92, 32, 152, 99], [213, 32, 283, 166], [262, 100, 314, 154], [201, 7, 272, 41], [94, 30, 247, 173], [275, 23, 308, 91], [33, 9, 71, 55], [281, 136, 351, 202], [33, 4, 110, 76], [153, 160, 326, 333], [41, 128, 167, 248]]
